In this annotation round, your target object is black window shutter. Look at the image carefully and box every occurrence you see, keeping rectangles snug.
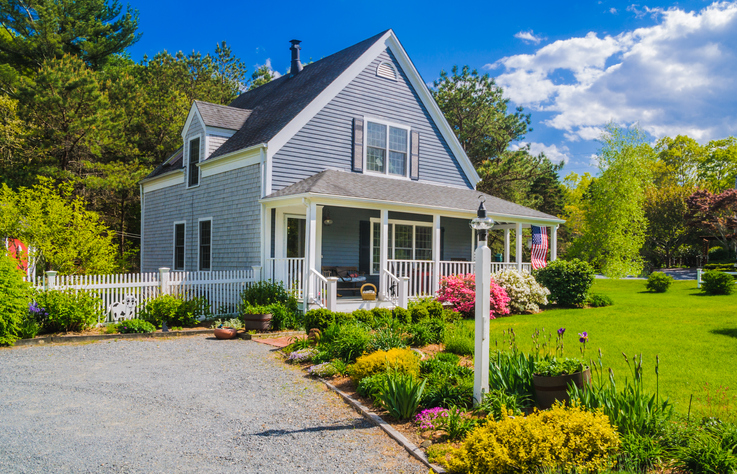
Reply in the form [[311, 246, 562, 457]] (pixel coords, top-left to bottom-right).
[[353, 118, 364, 172], [410, 131, 420, 180], [359, 220, 370, 274], [440, 227, 445, 261]]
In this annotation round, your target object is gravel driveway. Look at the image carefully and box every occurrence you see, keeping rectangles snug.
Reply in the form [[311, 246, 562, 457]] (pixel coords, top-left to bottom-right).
[[0, 337, 425, 473]]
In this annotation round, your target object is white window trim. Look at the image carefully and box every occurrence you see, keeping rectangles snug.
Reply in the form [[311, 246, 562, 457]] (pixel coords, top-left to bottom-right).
[[186, 134, 204, 189], [376, 61, 398, 81], [283, 213, 306, 259], [362, 116, 411, 180], [197, 217, 213, 272], [173, 221, 186, 271], [369, 217, 432, 275]]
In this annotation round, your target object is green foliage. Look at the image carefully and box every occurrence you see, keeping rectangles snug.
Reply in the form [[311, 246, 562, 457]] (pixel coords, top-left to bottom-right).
[[443, 405, 620, 474], [320, 322, 371, 362], [376, 372, 426, 420], [352, 309, 374, 326], [704, 262, 737, 271], [618, 433, 667, 473], [489, 351, 536, 407], [116, 318, 155, 334], [138, 294, 208, 327], [266, 302, 302, 331], [366, 327, 406, 353], [533, 357, 586, 377], [0, 179, 117, 274], [587, 293, 613, 307], [350, 348, 420, 382], [392, 307, 411, 325], [34, 289, 102, 332], [473, 389, 526, 421], [356, 372, 391, 403], [701, 270, 735, 295], [534, 258, 596, 307], [371, 307, 394, 327], [304, 309, 350, 333], [406, 319, 446, 347], [0, 253, 32, 345], [211, 317, 244, 330], [646, 271, 674, 293], [643, 185, 699, 268], [443, 324, 475, 356], [422, 380, 474, 410], [240, 280, 296, 308], [575, 124, 654, 278], [672, 426, 737, 474]]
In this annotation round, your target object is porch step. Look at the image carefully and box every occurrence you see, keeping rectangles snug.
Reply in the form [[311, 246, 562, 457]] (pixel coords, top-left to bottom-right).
[[307, 298, 396, 312]]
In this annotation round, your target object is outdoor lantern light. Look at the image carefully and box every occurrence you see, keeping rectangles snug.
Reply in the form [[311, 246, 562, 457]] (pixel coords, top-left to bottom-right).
[[470, 195, 494, 240], [323, 208, 333, 226]]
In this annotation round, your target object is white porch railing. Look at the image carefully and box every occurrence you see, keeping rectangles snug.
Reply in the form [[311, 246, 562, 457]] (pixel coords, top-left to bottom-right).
[[388, 260, 435, 298], [265, 258, 304, 299], [310, 268, 328, 308]]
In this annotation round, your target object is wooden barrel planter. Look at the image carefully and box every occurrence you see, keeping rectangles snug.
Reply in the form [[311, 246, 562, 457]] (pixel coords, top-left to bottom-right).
[[533, 368, 591, 410], [243, 313, 272, 331], [213, 327, 238, 339]]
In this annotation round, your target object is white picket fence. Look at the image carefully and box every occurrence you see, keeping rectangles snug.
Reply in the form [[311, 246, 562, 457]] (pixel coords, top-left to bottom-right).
[[28, 267, 259, 324]]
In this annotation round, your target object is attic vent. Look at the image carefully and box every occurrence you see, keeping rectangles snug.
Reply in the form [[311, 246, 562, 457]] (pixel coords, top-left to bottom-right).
[[376, 62, 397, 81]]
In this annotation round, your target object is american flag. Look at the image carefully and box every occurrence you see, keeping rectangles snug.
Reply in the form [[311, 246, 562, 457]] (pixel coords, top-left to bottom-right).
[[531, 226, 548, 270]]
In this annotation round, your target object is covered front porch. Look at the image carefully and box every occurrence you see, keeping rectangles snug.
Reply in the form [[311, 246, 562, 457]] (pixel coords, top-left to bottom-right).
[[259, 172, 562, 311]]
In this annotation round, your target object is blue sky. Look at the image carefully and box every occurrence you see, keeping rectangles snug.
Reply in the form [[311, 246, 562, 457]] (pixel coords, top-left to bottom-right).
[[125, 0, 737, 178]]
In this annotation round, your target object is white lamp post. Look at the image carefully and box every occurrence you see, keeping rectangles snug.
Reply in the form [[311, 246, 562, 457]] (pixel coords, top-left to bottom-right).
[[470, 196, 494, 406]]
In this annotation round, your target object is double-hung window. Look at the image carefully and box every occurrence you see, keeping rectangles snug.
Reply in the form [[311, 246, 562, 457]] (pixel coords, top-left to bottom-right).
[[188, 137, 201, 187], [366, 120, 409, 178], [173, 223, 185, 271], [370, 220, 433, 274], [199, 219, 211, 271]]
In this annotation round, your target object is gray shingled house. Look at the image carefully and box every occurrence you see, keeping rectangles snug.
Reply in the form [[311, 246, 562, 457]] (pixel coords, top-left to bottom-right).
[[139, 30, 564, 311]]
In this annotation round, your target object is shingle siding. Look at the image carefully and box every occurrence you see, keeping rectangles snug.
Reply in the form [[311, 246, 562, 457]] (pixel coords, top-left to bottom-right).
[[207, 135, 229, 158], [271, 49, 472, 191], [141, 164, 261, 272]]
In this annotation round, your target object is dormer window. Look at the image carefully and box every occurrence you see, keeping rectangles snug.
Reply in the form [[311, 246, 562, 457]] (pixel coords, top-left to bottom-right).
[[187, 137, 201, 187], [366, 120, 409, 178]]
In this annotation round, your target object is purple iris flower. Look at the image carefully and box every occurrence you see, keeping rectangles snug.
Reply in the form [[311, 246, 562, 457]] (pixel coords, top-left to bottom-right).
[[578, 331, 588, 343], [557, 328, 566, 336]]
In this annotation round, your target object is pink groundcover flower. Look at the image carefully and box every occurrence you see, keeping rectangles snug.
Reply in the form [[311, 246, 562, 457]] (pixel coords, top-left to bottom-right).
[[436, 273, 510, 318]]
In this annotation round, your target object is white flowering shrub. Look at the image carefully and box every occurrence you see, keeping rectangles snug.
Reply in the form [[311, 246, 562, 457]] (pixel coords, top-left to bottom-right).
[[495, 269, 550, 313]]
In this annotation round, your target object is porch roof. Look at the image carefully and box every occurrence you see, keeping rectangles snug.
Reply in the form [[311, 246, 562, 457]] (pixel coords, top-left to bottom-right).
[[262, 170, 564, 223]]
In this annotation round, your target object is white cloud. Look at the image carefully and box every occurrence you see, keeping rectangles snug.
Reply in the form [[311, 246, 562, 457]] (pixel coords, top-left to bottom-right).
[[510, 142, 571, 164], [610, 7, 618, 14], [627, 4, 664, 19], [490, 2, 737, 143], [256, 58, 282, 79], [514, 30, 545, 44]]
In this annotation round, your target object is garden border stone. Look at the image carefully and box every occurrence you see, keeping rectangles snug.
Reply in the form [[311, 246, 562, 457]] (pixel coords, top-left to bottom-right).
[[321, 379, 447, 474]]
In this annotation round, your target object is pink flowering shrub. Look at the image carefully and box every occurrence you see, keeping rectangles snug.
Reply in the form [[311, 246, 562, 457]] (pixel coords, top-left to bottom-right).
[[436, 273, 510, 318]]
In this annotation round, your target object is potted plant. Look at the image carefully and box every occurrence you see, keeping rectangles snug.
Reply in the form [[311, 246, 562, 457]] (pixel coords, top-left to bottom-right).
[[211, 318, 244, 339], [532, 357, 591, 409], [241, 303, 272, 331]]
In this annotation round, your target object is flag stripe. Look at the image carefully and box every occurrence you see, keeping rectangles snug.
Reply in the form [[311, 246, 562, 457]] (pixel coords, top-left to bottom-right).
[[531, 226, 548, 270]]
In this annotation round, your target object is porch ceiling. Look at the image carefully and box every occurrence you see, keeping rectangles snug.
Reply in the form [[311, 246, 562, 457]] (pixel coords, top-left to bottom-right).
[[261, 170, 564, 224]]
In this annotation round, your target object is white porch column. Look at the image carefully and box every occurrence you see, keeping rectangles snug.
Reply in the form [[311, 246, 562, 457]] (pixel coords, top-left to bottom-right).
[[515, 222, 523, 272], [550, 225, 558, 261], [432, 214, 441, 295], [503, 228, 510, 263], [379, 209, 389, 300], [303, 200, 317, 313]]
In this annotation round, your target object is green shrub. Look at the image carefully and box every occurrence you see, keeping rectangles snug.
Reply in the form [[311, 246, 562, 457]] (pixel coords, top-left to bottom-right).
[[534, 258, 595, 307], [701, 270, 735, 295], [406, 319, 446, 347], [618, 433, 666, 473], [241, 280, 294, 307], [489, 351, 536, 407], [392, 307, 411, 325], [352, 309, 374, 327], [371, 307, 394, 327], [588, 293, 613, 307], [116, 319, 156, 334], [704, 263, 736, 271], [473, 389, 526, 421], [351, 347, 420, 382], [646, 271, 674, 293], [320, 322, 370, 362], [366, 327, 406, 353], [303, 309, 355, 333], [443, 324, 475, 356], [672, 429, 737, 474], [139, 294, 208, 327], [34, 289, 102, 333], [356, 372, 391, 403], [533, 357, 586, 376], [422, 379, 474, 409], [443, 405, 620, 474], [0, 253, 32, 345], [708, 246, 731, 262], [267, 302, 302, 330], [376, 372, 426, 420], [408, 297, 445, 321]]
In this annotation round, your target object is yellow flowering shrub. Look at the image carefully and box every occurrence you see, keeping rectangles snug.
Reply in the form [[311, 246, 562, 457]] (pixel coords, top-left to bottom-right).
[[444, 405, 620, 474], [350, 348, 420, 382]]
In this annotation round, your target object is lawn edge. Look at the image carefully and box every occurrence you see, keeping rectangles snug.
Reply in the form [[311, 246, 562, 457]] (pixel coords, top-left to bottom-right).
[[11, 330, 305, 347], [321, 378, 447, 474]]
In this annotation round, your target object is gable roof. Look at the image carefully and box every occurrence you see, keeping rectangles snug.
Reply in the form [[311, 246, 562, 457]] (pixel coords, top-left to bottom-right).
[[209, 30, 389, 159], [144, 146, 183, 181], [263, 170, 563, 223], [194, 100, 251, 130]]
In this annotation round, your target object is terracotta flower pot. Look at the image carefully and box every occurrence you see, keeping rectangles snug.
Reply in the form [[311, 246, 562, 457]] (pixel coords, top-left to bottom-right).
[[243, 313, 272, 331], [213, 327, 238, 339], [533, 368, 591, 410]]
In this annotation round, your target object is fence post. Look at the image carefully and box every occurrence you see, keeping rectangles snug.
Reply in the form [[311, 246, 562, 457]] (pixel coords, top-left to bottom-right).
[[696, 268, 702, 289], [326, 277, 338, 312], [46, 271, 57, 290], [399, 277, 409, 309], [159, 267, 171, 295], [251, 265, 262, 281]]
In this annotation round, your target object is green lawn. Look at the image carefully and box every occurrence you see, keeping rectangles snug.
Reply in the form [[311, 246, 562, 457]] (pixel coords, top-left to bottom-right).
[[464, 279, 737, 416]]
